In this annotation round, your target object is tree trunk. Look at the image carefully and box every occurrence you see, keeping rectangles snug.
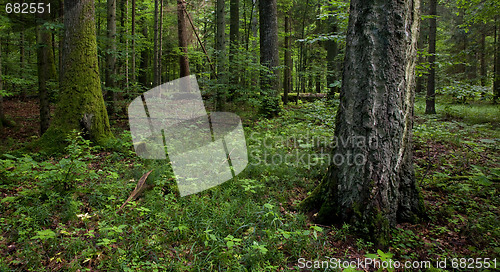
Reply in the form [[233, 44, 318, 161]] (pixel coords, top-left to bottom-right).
[[20, 32, 26, 100], [480, 32, 486, 87], [426, 0, 436, 114], [230, 0, 239, 55], [159, 0, 163, 83], [36, 22, 57, 135], [283, 11, 291, 105], [106, 0, 117, 116], [0, 38, 4, 133], [300, 0, 424, 245], [153, 0, 159, 86], [215, 0, 226, 111], [259, 0, 280, 117], [325, 3, 339, 98], [229, 0, 240, 99], [177, 0, 190, 77], [42, 0, 112, 147], [494, 17, 500, 103], [131, 0, 136, 82], [139, 19, 150, 87]]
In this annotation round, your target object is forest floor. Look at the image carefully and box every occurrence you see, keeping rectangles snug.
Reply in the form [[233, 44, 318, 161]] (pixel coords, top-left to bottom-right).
[[0, 97, 499, 271]]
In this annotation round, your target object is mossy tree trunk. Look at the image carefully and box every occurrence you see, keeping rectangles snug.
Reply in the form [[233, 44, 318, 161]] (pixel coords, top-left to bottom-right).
[[42, 0, 112, 147], [300, 0, 424, 245]]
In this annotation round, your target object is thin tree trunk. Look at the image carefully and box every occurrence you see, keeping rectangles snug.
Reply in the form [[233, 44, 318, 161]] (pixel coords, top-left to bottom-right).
[[494, 17, 500, 103], [106, 0, 117, 116], [159, 0, 163, 83], [37, 0, 57, 135], [228, 0, 240, 100], [325, 10, 339, 97], [283, 11, 291, 105], [216, 0, 226, 111], [0, 38, 4, 133], [177, 0, 190, 77], [139, 19, 150, 87], [20, 32, 26, 100], [480, 32, 486, 87], [131, 0, 136, 82], [37, 27, 57, 135], [426, 0, 437, 114], [300, 0, 423, 245], [259, 0, 280, 116], [153, 0, 159, 86]]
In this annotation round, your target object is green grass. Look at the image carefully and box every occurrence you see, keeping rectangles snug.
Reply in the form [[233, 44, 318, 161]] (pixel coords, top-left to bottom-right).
[[415, 95, 500, 125]]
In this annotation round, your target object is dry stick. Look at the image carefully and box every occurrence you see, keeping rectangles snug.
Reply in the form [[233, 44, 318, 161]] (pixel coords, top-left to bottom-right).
[[184, 7, 217, 79], [118, 169, 154, 211]]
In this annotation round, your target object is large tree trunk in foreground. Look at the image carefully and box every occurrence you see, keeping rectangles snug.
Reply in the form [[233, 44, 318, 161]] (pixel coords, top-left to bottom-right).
[[426, 0, 436, 113], [300, 0, 424, 245], [259, 0, 280, 117], [42, 0, 112, 147]]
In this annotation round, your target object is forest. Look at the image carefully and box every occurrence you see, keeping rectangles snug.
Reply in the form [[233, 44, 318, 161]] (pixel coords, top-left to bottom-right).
[[0, 0, 499, 270]]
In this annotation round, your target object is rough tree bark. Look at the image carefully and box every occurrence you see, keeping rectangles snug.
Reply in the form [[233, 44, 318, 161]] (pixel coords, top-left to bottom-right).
[[426, 0, 436, 114], [41, 0, 112, 148], [105, 0, 117, 116], [36, 21, 57, 135], [300, 0, 424, 245], [177, 0, 190, 77], [259, 0, 280, 116]]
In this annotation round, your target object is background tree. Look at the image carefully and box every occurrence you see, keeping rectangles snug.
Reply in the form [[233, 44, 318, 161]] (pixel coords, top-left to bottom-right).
[[177, 0, 190, 77], [426, 0, 437, 114], [0, 38, 4, 133], [105, 0, 117, 115], [300, 0, 423, 244], [215, 0, 226, 110], [283, 8, 292, 105], [42, 0, 112, 147], [36, 18, 57, 134], [153, 0, 159, 86], [259, 0, 280, 116]]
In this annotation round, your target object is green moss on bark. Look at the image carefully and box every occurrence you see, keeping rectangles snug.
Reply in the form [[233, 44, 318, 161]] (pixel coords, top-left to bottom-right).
[[40, 0, 112, 151]]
